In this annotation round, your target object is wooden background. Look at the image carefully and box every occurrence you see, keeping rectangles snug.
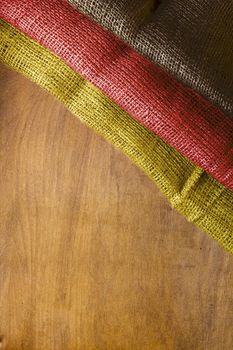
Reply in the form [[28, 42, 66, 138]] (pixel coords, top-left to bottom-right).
[[0, 64, 233, 350]]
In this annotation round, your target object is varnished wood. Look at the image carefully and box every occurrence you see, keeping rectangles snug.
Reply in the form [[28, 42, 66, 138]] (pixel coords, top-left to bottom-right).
[[0, 64, 233, 350]]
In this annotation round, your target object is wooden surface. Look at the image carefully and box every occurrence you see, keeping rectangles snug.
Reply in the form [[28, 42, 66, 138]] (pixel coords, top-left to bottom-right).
[[0, 64, 233, 350]]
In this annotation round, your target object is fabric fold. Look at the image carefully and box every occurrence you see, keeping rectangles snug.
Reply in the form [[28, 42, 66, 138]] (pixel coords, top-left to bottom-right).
[[69, 0, 233, 117], [1, 20, 232, 254], [1, 0, 233, 191]]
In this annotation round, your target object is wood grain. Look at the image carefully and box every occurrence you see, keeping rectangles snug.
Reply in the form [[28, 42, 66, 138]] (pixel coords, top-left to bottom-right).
[[0, 64, 233, 350]]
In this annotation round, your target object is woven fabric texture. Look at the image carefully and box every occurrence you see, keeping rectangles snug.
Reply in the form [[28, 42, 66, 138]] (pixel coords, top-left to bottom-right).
[[69, 0, 233, 117], [1, 0, 233, 191], [0, 21, 232, 254], [69, 0, 156, 39]]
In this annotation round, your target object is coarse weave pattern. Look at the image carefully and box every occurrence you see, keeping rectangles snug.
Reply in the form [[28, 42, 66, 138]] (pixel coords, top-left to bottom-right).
[[69, 0, 233, 117], [70, 0, 156, 39], [1, 21, 232, 254], [1, 0, 233, 191]]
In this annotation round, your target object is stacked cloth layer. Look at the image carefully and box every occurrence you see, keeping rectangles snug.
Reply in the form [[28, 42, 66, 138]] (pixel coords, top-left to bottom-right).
[[1, 0, 233, 191], [0, 21, 233, 254], [0, 0, 232, 254], [69, 0, 233, 117]]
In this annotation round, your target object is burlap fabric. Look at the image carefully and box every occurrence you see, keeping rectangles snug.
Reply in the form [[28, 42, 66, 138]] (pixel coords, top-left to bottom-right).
[[69, 0, 233, 117], [1, 0, 233, 191], [1, 20, 232, 254]]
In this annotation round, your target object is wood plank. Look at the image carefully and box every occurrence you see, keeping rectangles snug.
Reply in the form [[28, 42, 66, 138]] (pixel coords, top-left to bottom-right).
[[0, 64, 232, 350]]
